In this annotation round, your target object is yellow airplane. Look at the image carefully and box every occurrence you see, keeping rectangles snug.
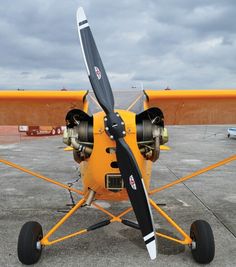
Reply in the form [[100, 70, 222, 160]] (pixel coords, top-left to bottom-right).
[[1, 6, 236, 265]]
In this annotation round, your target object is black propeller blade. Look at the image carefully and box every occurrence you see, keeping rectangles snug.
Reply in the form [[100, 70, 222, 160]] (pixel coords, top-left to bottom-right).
[[77, 7, 156, 260], [77, 8, 114, 114]]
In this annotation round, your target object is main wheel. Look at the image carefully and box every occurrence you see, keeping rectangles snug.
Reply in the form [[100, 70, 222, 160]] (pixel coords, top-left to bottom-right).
[[190, 220, 215, 264], [17, 221, 43, 265]]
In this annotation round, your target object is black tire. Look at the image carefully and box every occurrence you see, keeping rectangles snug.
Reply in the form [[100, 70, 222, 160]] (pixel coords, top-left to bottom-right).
[[228, 134, 230, 138], [17, 221, 43, 265], [51, 128, 56, 135], [56, 127, 61, 135], [190, 220, 215, 264]]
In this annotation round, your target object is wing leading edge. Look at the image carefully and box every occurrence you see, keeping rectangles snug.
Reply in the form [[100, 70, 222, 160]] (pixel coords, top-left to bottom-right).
[[144, 90, 236, 125], [0, 91, 88, 125]]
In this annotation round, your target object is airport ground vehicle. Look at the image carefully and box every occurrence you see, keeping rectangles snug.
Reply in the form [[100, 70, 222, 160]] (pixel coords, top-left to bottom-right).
[[18, 125, 62, 136], [227, 128, 236, 138]]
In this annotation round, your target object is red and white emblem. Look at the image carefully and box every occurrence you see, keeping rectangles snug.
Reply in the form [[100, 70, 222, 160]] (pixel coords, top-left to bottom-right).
[[94, 66, 101, 80], [129, 175, 137, 190]]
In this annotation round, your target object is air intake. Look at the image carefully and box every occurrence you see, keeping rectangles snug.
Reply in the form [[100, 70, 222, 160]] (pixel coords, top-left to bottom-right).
[[105, 174, 124, 192]]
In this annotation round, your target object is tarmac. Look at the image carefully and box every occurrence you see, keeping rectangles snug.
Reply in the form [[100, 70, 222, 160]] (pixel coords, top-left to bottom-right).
[[0, 123, 236, 266]]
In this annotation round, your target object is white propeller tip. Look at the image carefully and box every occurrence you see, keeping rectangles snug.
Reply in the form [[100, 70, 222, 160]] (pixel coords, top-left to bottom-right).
[[146, 239, 157, 260], [77, 7, 87, 23]]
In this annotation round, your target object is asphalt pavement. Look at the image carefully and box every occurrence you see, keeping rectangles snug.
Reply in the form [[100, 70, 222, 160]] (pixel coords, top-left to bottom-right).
[[0, 124, 236, 267]]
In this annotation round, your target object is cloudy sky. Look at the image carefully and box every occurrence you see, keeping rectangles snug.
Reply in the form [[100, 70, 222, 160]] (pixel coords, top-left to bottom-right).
[[0, 0, 235, 91]]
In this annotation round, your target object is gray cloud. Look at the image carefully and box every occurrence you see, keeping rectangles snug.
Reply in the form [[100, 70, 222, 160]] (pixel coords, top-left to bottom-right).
[[20, 71, 31, 75], [0, 0, 235, 90], [40, 74, 63, 80]]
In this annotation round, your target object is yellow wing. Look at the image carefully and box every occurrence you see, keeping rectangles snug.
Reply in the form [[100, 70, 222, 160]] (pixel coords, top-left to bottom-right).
[[144, 90, 236, 125], [0, 91, 88, 125]]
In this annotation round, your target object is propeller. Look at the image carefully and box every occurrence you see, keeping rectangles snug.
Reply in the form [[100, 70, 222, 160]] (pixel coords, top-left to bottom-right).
[[76, 7, 156, 260]]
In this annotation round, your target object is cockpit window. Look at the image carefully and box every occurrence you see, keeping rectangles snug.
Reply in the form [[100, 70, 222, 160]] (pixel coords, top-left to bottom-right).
[[87, 91, 145, 114]]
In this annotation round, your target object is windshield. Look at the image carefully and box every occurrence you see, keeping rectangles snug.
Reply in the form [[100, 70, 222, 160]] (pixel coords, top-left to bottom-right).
[[87, 91, 145, 114]]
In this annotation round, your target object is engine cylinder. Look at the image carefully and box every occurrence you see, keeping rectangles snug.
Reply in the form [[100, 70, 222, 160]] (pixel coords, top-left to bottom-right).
[[64, 109, 94, 163], [77, 121, 93, 142], [136, 120, 153, 141], [136, 107, 167, 162]]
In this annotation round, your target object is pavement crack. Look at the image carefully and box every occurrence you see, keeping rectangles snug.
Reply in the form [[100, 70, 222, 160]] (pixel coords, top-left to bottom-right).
[[164, 164, 236, 239]]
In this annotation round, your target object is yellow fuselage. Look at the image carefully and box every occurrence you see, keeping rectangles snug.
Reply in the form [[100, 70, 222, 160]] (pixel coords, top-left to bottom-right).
[[80, 110, 153, 201]]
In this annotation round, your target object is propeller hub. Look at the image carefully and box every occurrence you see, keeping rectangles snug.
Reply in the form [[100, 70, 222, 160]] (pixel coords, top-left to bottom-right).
[[104, 112, 126, 140]]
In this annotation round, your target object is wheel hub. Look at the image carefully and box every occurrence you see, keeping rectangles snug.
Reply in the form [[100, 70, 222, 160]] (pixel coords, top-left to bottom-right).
[[36, 241, 42, 250], [191, 241, 196, 250]]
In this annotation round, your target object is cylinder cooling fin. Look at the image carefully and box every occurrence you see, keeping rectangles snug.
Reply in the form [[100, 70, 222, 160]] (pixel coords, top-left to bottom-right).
[[64, 109, 94, 163], [136, 107, 168, 162]]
